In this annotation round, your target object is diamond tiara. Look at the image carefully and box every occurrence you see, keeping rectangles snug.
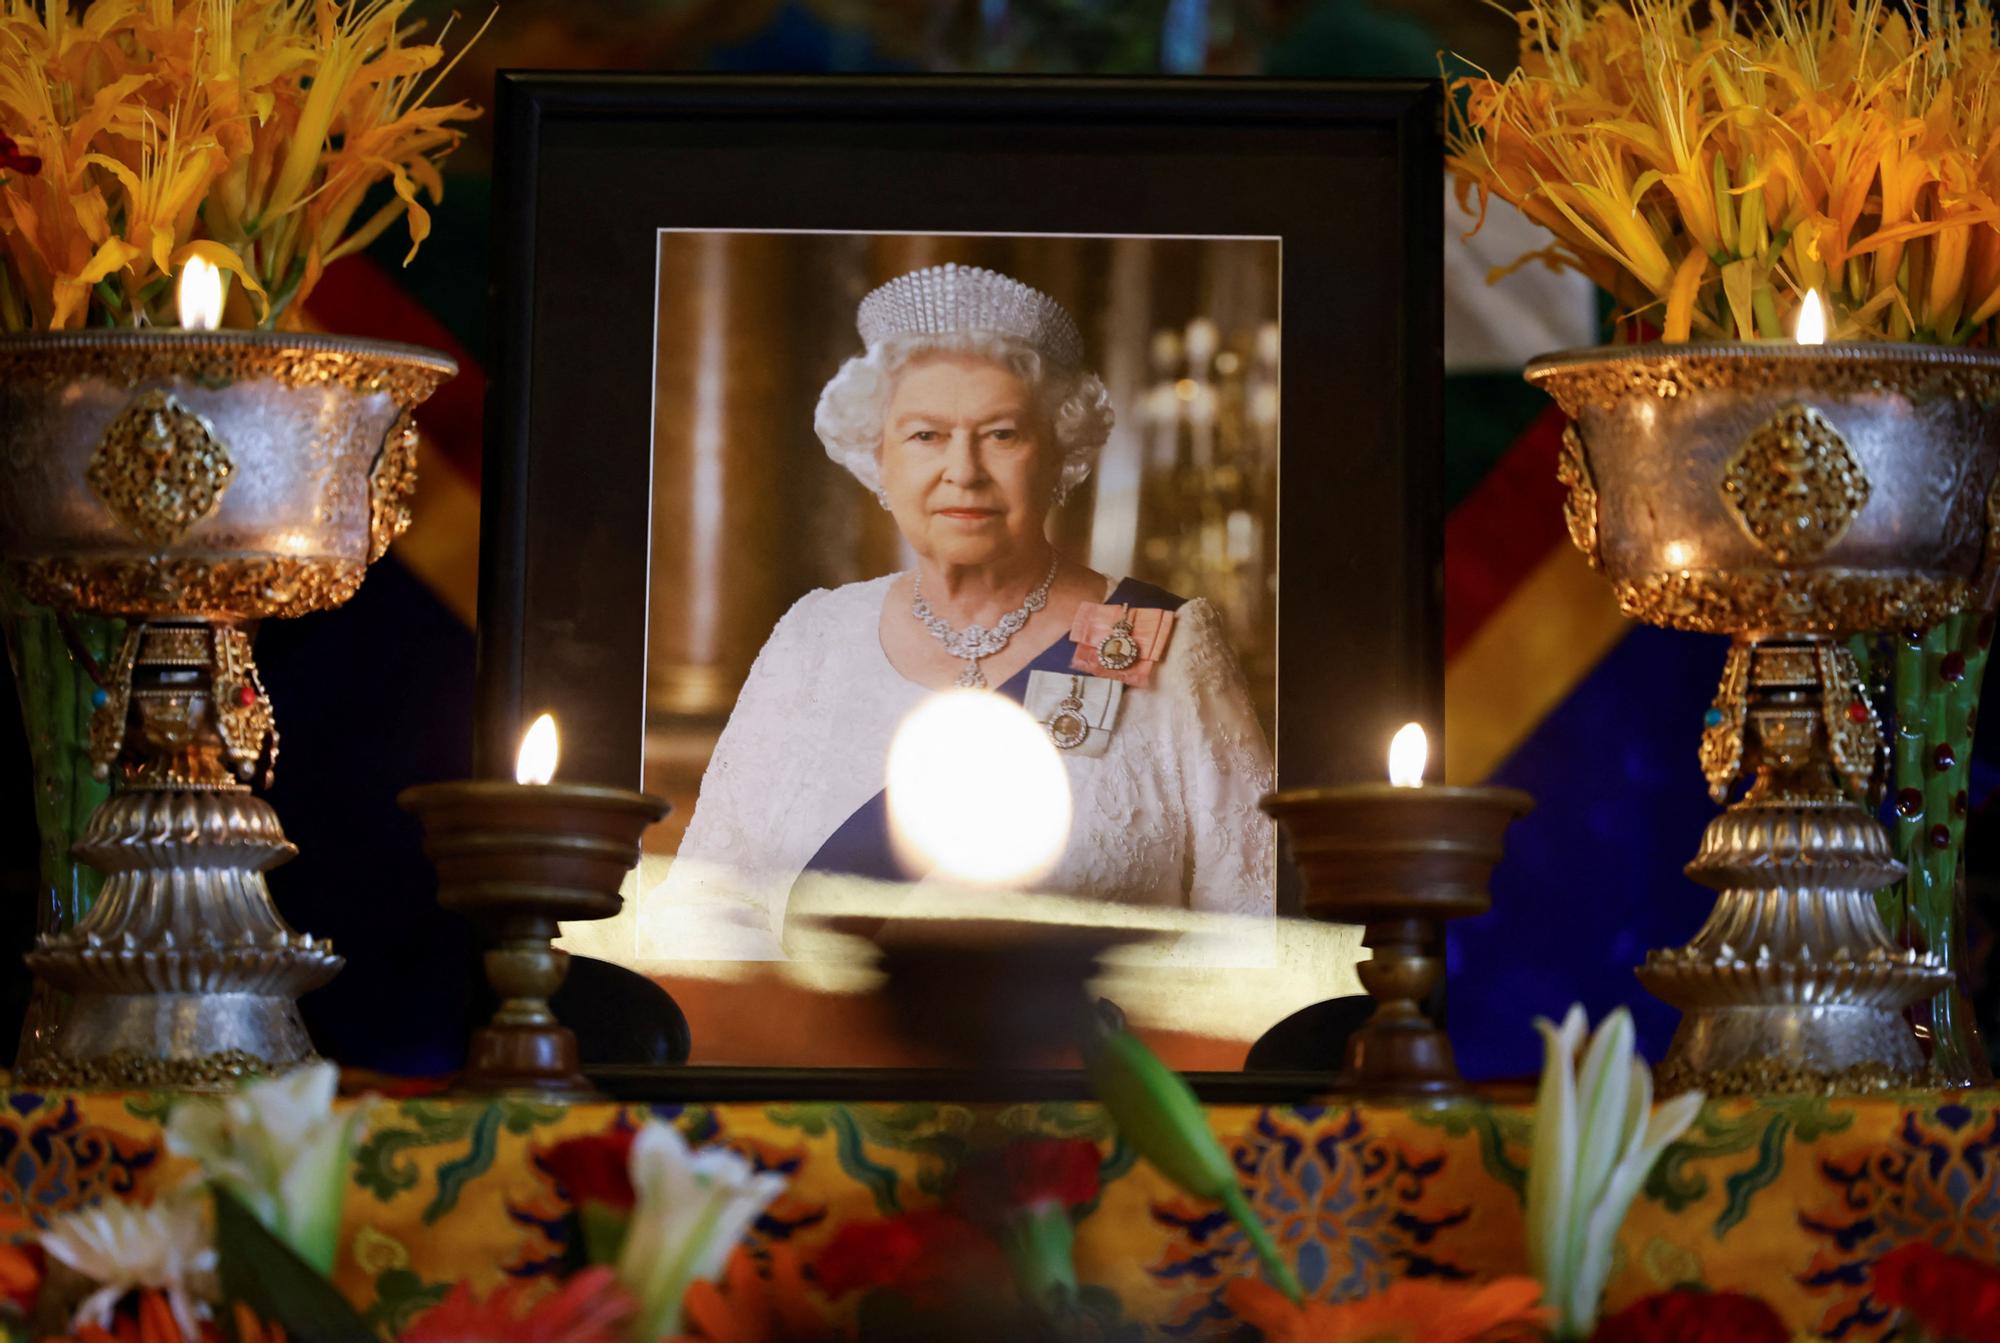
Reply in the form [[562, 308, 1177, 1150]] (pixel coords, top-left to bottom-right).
[[856, 263, 1084, 370]]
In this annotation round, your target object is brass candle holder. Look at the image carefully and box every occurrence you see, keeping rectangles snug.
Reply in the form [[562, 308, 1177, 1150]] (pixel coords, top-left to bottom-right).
[[399, 765, 667, 1097], [1262, 763, 1532, 1097]]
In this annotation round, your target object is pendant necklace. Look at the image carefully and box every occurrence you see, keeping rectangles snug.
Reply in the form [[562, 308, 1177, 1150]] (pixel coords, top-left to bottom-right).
[[911, 553, 1059, 689]]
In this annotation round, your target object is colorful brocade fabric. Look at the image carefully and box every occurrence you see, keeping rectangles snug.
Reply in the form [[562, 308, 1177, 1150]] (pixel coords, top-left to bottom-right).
[[1, 1088, 1997, 1338]]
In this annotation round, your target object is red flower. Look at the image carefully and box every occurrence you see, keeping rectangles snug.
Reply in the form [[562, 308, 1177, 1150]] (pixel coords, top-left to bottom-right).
[[810, 1211, 1007, 1306], [400, 1265, 634, 1343], [1001, 1138, 1100, 1210], [948, 1138, 1101, 1224], [0, 1237, 40, 1314], [1872, 1243, 2000, 1343], [1588, 1288, 1788, 1343], [539, 1127, 637, 1209], [0, 131, 39, 176]]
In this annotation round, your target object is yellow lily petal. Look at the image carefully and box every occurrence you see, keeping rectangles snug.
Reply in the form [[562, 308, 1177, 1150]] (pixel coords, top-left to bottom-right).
[[74, 236, 141, 286], [1664, 249, 1711, 341]]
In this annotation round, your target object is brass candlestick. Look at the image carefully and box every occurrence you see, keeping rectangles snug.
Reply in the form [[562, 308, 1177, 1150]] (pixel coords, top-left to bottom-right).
[[1262, 783, 1533, 1096], [0, 330, 454, 1087], [399, 780, 667, 1096]]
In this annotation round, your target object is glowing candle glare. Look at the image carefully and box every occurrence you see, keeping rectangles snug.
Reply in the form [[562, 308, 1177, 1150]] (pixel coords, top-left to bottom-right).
[[1795, 289, 1827, 345], [177, 254, 225, 331], [886, 690, 1071, 886], [1388, 722, 1427, 788], [515, 713, 558, 785]]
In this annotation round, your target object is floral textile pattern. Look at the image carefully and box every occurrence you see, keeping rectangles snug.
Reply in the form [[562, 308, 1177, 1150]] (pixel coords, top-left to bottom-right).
[[1149, 1106, 1475, 1337], [0, 1096, 162, 1225], [1797, 1101, 2000, 1340]]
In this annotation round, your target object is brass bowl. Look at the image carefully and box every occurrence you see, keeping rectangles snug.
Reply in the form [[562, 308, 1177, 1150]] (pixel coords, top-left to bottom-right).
[[1527, 342, 2000, 634], [0, 330, 457, 619]]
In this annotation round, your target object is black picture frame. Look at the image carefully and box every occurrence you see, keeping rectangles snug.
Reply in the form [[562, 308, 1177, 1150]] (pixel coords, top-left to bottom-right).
[[478, 73, 1444, 1092]]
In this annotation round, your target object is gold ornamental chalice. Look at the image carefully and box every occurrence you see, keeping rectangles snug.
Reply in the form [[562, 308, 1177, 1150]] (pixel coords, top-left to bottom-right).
[[0, 307, 454, 1088], [1526, 335, 2000, 1094]]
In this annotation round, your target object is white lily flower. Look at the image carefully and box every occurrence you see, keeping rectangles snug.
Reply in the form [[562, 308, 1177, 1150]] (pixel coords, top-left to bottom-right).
[[616, 1120, 788, 1342], [1526, 1004, 1704, 1340], [41, 1195, 217, 1337], [164, 1061, 366, 1275]]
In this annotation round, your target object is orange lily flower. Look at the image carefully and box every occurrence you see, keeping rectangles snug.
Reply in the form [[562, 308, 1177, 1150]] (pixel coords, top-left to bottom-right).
[[0, 0, 482, 331], [1447, 0, 2000, 344]]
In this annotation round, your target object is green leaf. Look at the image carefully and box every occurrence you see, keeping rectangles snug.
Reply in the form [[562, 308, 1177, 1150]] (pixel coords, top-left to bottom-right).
[[213, 1187, 377, 1342]]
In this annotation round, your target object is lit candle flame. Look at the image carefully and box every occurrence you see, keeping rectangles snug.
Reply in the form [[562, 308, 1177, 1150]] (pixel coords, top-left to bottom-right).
[[515, 713, 558, 785], [1388, 722, 1427, 788], [177, 254, 225, 331], [886, 691, 1071, 886], [1795, 289, 1827, 345]]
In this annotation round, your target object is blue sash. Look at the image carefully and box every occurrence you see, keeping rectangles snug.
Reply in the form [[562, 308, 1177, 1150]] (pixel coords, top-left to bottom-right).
[[795, 577, 1185, 894]]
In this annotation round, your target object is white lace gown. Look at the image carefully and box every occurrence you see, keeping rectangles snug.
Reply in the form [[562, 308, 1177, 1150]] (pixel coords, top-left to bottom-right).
[[649, 575, 1276, 960]]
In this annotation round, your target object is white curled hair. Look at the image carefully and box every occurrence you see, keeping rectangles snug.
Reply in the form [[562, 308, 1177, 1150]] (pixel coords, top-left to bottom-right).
[[813, 330, 1114, 501]]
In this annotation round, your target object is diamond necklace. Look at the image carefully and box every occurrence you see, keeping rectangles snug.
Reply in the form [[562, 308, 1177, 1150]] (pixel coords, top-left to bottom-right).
[[910, 553, 1059, 689]]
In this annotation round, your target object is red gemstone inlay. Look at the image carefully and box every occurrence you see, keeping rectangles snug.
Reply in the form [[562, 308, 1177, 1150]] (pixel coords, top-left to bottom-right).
[[235, 685, 256, 707], [1935, 743, 1958, 772], [1897, 788, 1924, 818], [1845, 700, 1870, 724], [1942, 651, 1968, 683], [1931, 823, 1953, 849]]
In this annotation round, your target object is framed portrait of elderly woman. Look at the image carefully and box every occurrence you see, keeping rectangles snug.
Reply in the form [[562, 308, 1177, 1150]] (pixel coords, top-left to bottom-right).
[[480, 75, 1443, 1080]]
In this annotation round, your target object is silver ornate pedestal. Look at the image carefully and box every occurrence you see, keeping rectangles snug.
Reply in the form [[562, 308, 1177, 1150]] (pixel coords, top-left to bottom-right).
[[1527, 343, 2000, 1093], [0, 332, 454, 1087], [1639, 636, 1949, 1093]]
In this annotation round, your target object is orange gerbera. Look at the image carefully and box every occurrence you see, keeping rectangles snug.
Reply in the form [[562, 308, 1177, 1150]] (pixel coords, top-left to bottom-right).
[[672, 1246, 834, 1343], [43, 1293, 284, 1343], [1223, 1276, 1552, 1343], [0, 1211, 42, 1314]]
